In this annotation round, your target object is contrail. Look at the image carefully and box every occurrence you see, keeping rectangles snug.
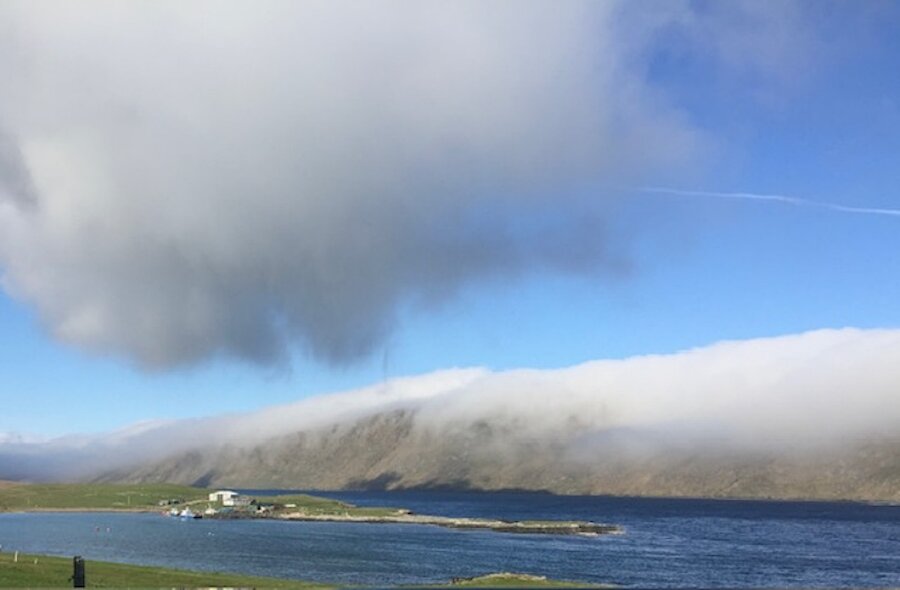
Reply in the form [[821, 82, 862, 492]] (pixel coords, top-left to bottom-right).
[[638, 187, 900, 218]]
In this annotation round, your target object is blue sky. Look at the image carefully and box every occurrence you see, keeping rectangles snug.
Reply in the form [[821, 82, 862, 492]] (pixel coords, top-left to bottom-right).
[[1, 2, 899, 437]]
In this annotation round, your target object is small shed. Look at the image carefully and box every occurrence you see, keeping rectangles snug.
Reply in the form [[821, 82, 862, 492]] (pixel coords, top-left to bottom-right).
[[227, 495, 252, 507]]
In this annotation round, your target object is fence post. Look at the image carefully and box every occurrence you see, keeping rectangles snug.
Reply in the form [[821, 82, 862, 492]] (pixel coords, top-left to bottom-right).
[[72, 556, 85, 588]]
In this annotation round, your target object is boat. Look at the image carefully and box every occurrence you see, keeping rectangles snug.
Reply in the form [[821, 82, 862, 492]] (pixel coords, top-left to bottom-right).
[[179, 508, 201, 520]]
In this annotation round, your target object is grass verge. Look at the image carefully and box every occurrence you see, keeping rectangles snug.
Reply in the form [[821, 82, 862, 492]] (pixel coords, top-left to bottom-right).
[[0, 551, 331, 588]]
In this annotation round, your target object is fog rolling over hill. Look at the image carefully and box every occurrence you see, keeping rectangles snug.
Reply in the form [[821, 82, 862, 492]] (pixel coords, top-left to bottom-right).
[[2, 329, 898, 501], [84, 328, 900, 502], [100, 408, 900, 502]]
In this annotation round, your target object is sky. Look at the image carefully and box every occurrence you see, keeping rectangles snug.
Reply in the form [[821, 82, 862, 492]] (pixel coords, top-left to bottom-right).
[[1, 1, 899, 439]]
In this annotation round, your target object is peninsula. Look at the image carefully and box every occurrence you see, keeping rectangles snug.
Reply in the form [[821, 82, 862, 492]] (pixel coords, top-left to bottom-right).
[[211, 492, 618, 536], [0, 483, 621, 537]]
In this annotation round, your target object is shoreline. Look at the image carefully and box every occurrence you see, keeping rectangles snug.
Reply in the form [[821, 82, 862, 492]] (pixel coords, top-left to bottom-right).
[[0, 510, 622, 537], [292, 487, 900, 507], [0, 507, 157, 514], [253, 510, 621, 536], [3, 480, 896, 507]]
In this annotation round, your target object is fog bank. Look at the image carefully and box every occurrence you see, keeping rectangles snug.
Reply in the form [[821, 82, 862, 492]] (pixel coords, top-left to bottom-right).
[[2, 328, 898, 482]]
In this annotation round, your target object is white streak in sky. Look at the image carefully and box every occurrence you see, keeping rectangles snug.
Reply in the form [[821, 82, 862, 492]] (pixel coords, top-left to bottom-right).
[[639, 187, 900, 218]]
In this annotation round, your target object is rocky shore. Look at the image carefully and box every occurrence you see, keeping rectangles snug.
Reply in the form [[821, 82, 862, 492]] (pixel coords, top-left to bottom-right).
[[213, 508, 621, 536]]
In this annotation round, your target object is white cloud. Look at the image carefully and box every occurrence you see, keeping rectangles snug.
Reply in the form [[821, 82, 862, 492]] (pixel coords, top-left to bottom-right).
[[0, 1, 818, 369]]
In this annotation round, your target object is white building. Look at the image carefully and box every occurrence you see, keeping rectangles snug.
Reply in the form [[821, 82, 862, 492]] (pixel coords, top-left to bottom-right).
[[208, 490, 239, 503]]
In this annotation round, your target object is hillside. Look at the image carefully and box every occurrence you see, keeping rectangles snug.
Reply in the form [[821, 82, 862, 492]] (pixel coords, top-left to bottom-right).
[[97, 409, 900, 503], [0, 482, 207, 511]]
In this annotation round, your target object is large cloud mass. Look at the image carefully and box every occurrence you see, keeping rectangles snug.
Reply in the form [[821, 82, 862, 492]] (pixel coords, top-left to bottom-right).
[[0, 1, 809, 367]]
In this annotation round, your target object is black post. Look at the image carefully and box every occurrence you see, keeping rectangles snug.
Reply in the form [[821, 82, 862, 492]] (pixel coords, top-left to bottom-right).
[[72, 556, 85, 588]]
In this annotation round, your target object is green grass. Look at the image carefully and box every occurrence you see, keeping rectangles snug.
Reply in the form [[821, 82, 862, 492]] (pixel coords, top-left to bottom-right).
[[0, 552, 332, 588], [264, 494, 404, 517], [445, 573, 598, 588], [0, 484, 403, 518], [0, 554, 600, 588], [264, 493, 353, 511], [0, 483, 209, 511]]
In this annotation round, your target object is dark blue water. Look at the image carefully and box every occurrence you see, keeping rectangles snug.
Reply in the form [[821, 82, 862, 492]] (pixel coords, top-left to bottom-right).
[[1, 491, 898, 587]]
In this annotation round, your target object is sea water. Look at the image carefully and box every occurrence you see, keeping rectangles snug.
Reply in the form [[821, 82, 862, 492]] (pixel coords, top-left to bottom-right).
[[2, 491, 898, 587]]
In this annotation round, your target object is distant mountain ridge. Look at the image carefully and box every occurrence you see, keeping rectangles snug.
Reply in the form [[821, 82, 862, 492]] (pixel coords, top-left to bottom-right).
[[97, 408, 900, 503]]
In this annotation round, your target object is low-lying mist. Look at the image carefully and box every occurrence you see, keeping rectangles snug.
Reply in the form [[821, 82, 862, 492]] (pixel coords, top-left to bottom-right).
[[2, 327, 898, 483]]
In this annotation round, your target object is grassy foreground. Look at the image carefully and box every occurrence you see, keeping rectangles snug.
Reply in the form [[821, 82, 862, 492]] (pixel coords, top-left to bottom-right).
[[0, 552, 330, 588], [0, 553, 594, 588], [0, 483, 208, 511]]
